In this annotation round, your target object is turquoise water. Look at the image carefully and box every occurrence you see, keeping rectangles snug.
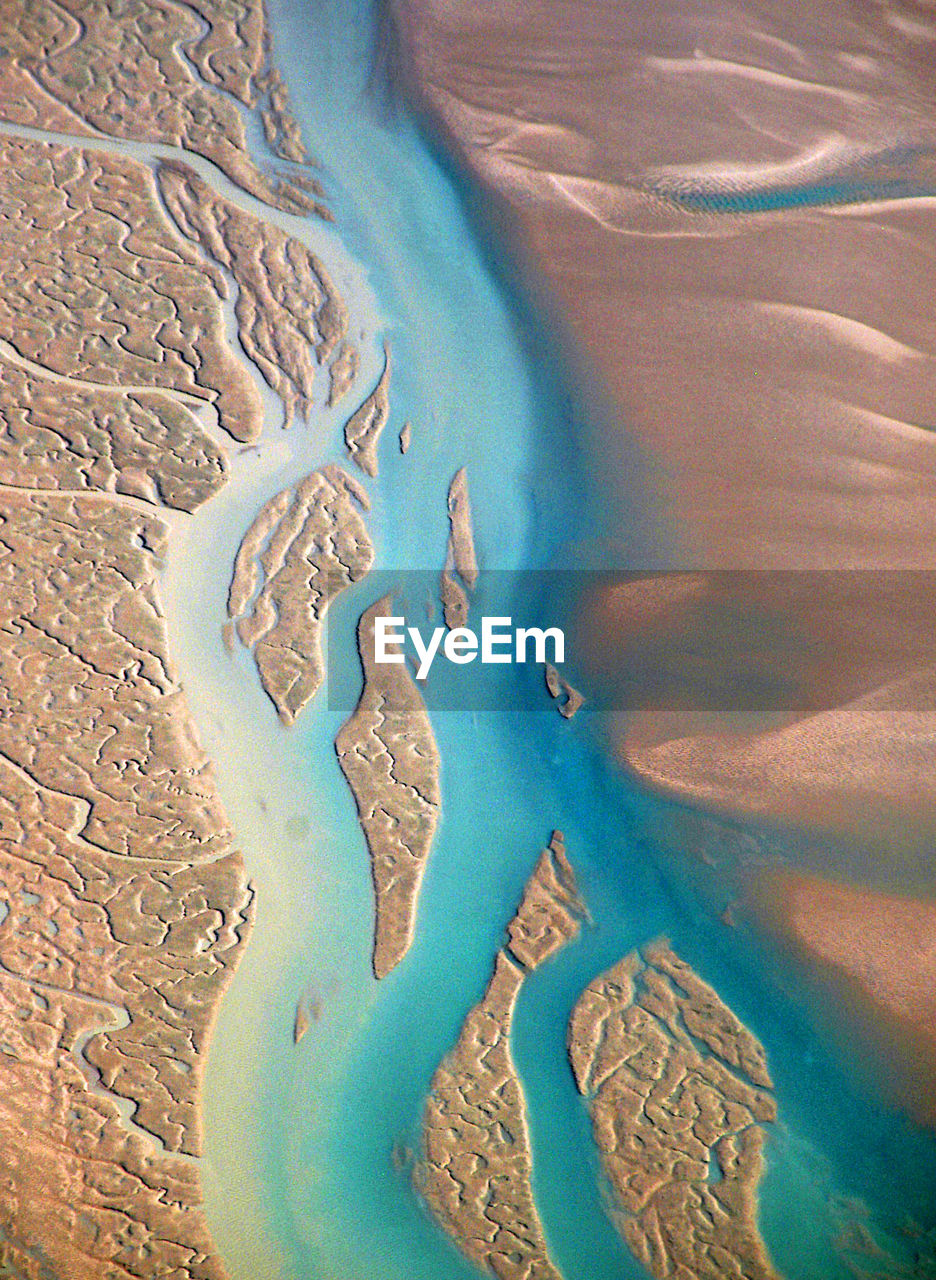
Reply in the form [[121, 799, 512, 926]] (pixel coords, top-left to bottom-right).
[[192, 2, 936, 1277]]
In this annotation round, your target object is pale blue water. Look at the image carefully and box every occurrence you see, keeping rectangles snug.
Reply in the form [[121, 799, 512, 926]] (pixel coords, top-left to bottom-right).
[[196, 1, 936, 1277]]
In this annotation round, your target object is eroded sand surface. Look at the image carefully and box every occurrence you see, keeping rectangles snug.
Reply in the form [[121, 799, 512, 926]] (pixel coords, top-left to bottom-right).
[[0, 136, 261, 443], [335, 596, 441, 978], [0, 0, 337, 1271], [227, 466, 373, 723], [415, 832, 586, 1278], [159, 161, 350, 425], [4, 0, 322, 215], [0, 491, 253, 1277], [568, 942, 778, 1280], [344, 340, 391, 475]]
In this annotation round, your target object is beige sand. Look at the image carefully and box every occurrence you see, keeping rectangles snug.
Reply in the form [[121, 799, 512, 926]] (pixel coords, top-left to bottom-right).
[[0, 491, 253, 1277], [415, 833, 587, 1278], [0, 136, 262, 443], [344, 340, 391, 475], [569, 941, 777, 1280], [574, 572, 936, 847], [159, 162, 349, 426], [545, 663, 584, 719], [329, 341, 360, 408], [441, 467, 478, 629], [0, 356, 227, 510], [335, 596, 441, 978], [750, 867, 936, 1124], [4, 0, 321, 215], [395, 0, 936, 846], [228, 467, 374, 723], [0, 0, 352, 1268]]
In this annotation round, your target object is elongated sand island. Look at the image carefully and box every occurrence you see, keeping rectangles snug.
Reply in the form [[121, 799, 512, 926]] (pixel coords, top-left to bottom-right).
[[336, 596, 441, 977], [441, 466, 478, 630], [415, 832, 587, 1278]]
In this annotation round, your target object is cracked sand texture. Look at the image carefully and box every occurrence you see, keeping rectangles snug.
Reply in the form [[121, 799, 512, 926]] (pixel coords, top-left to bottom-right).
[[159, 161, 348, 425], [257, 64, 310, 164], [0, 494, 231, 863], [441, 467, 478, 630], [0, 0, 320, 216], [0, 356, 227, 511], [0, 135, 263, 444], [0, 0, 344, 1271], [228, 466, 374, 723], [335, 596, 441, 978], [344, 340, 391, 476], [568, 941, 778, 1280], [415, 833, 586, 1279], [0, 490, 253, 1276]]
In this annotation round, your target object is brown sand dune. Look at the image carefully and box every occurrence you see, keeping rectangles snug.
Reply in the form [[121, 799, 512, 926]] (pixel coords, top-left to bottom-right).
[[749, 868, 936, 1123]]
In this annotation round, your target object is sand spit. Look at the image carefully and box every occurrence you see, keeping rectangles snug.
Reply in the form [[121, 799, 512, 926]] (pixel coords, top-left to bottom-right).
[[568, 942, 778, 1280], [3, 0, 321, 215], [0, 136, 262, 444], [228, 466, 374, 724], [294, 999, 311, 1045], [0, 490, 253, 1277], [335, 596, 441, 978], [329, 341, 360, 408], [441, 467, 478, 629], [507, 830, 587, 968], [344, 340, 391, 475], [751, 868, 936, 1124], [545, 664, 583, 719], [159, 162, 349, 426], [416, 833, 587, 1279]]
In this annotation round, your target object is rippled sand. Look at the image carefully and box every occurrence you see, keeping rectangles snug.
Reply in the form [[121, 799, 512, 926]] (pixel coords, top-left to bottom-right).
[[395, 0, 936, 848]]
